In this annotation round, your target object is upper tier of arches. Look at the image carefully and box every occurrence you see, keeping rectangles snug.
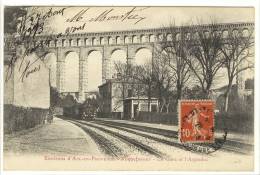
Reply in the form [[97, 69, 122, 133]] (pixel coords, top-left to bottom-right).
[[24, 23, 254, 48]]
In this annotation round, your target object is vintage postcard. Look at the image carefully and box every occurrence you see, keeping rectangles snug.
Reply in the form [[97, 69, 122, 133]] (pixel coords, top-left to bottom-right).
[[1, 4, 258, 173]]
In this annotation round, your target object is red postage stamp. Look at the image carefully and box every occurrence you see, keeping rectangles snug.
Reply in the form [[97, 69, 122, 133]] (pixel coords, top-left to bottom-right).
[[179, 100, 215, 143]]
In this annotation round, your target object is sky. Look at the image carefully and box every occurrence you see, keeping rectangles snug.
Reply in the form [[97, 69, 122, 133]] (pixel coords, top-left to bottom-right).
[[38, 6, 254, 92], [43, 6, 254, 34]]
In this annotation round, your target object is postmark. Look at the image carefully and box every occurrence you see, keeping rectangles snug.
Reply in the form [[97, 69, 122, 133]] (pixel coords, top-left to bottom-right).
[[179, 100, 215, 143]]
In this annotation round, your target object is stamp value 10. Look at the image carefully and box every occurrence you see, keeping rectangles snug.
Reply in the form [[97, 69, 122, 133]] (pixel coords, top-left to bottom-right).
[[179, 100, 215, 143]]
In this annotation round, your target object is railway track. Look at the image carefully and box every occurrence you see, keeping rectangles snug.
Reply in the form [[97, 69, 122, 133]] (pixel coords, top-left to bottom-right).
[[94, 120, 184, 149], [67, 117, 253, 156], [92, 119, 253, 155], [74, 120, 166, 158], [94, 119, 178, 138], [69, 120, 123, 157]]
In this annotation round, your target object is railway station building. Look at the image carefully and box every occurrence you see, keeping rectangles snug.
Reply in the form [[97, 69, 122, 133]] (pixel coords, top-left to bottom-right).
[[98, 77, 158, 119]]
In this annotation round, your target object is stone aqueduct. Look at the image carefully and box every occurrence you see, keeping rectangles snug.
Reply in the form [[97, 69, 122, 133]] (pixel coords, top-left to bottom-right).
[[4, 22, 254, 102]]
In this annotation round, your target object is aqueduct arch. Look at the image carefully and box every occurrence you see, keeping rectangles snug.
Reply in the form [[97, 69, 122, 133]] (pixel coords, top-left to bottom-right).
[[4, 22, 254, 102]]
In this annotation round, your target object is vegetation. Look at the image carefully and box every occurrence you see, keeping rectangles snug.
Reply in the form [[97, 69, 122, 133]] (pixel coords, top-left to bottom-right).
[[113, 19, 254, 114]]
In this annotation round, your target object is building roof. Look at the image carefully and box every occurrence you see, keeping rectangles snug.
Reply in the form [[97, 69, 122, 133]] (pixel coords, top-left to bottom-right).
[[98, 78, 144, 88], [124, 96, 158, 100]]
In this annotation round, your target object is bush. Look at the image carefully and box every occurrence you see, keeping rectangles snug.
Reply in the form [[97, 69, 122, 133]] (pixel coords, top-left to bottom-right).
[[137, 112, 178, 125], [135, 111, 253, 134], [215, 111, 254, 134], [4, 104, 48, 134]]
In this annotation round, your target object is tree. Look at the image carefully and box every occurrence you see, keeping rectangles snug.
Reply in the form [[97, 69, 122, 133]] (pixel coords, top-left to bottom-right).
[[4, 7, 56, 82], [50, 87, 62, 107], [152, 48, 175, 112], [4, 6, 69, 88], [183, 85, 206, 99], [114, 59, 175, 113], [220, 29, 254, 112], [112, 62, 128, 111], [4, 7, 27, 34], [184, 21, 224, 98], [155, 21, 191, 109], [132, 61, 155, 112], [110, 61, 144, 113]]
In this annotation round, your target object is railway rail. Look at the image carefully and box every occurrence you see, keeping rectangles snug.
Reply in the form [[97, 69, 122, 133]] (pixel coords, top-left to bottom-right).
[[69, 120, 123, 157], [65, 117, 253, 156], [93, 119, 253, 155], [74, 120, 166, 158]]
